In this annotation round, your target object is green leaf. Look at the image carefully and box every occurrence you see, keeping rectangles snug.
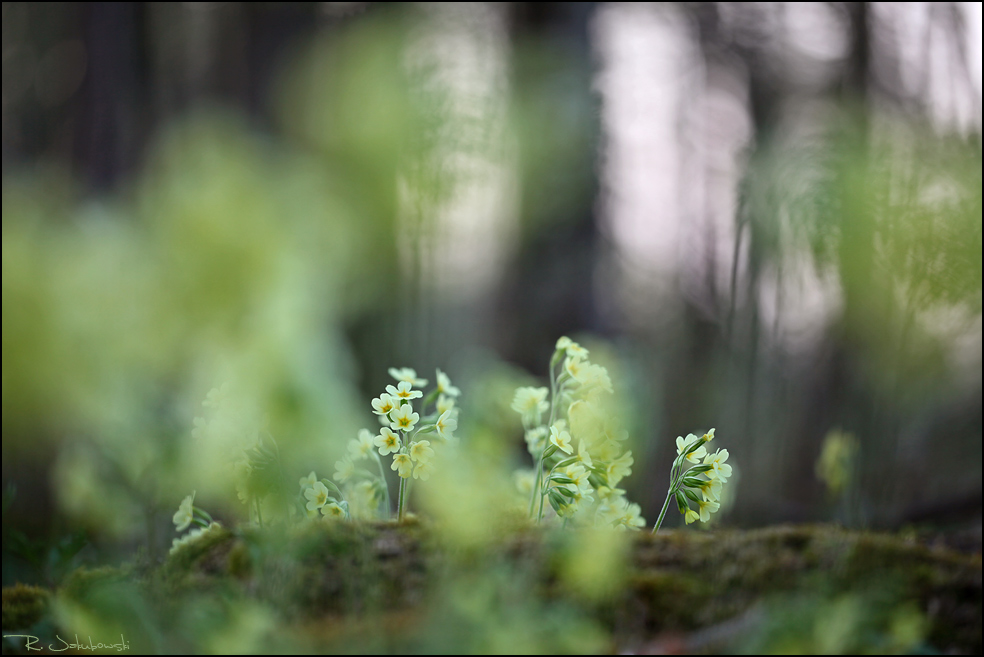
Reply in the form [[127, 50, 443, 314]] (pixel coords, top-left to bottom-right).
[[675, 490, 689, 514], [554, 486, 576, 499], [321, 479, 343, 497]]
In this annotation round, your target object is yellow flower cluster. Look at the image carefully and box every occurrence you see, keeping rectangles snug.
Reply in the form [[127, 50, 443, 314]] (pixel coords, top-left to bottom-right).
[[513, 337, 645, 530], [653, 428, 734, 533]]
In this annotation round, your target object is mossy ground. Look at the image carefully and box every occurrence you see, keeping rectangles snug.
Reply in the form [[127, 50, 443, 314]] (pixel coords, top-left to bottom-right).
[[3, 523, 980, 654]]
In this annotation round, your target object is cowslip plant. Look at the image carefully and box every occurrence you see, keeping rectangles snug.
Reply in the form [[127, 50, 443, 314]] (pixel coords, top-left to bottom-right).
[[292, 367, 462, 523], [651, 429, 732, 533], [185, 367, 461, 531], [172, 491, 213, 532], [513, 337, 645, 531], [170, 492, 219, 554], [365, 367, 461, 521]]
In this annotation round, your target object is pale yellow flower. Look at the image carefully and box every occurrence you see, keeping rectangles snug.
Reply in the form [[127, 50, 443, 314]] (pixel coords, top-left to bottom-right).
[[511, 387, 549, 420], [173, 492, 196, 532], [616, 501, 646, 531], [703, 449, 732, 482], [349, 429, 376, 460], [568, 400, 603, 444], [409, 440, 435, 464], [685, 509, 700, 525], [566, 342, 589, 360], [563, 464, 592, 495], [390, 404, 420, 433], [524, 426, 548, 453], [676, 435, 707, 464], [391, 453, 413, 478], [575, 439, 594, 468], [435, 369, 461, 397], [578, 363, 613, 394], [334, 458, 355, 483], [697, 477, 722, 502], [606, 451, 634, 486], [375, 427, 401, 455], [388, 367, 428, 387], [595, 486, 626, 504], [697, 499, 720, 522], [564, 355, 588, 381], [322, 502, 347, 520], [386, 381, 423, 402], [412, 460, 435, 481], [550, 425, 573, 454], [202, 383, 230, 409], [304, 482, 330, 511], [437, 394, 456, 416], [435, 410, 457, 441], [371, 393, 398, 417]]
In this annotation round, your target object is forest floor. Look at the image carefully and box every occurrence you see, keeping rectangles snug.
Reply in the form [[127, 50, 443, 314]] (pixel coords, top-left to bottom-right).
[[2, 522, 981, 654]]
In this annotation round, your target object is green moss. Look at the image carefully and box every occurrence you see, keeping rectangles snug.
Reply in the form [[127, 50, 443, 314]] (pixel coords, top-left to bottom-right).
[[1, 584, 49, 630], [614, 525, 981, 652], [46, 523, 980, 653], [162, 523, 234, 580]]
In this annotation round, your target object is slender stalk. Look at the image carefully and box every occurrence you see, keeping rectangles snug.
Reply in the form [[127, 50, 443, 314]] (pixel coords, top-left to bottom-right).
[[374, 453, 392, 519], [651, 486, 675, 534], [547, 358, 559, 428], [397, 476, 407, 522], [529, 448, 545, 519], [536, 354, 561, 523]]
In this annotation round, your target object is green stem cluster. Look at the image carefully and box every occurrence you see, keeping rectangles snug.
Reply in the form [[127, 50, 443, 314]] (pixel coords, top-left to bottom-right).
[[652, 435, 713, 534], [529, 349, 565, 523]]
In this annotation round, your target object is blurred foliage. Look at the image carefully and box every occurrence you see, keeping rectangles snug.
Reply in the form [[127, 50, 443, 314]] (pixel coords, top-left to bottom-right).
[[2, 523, 978, 654], [745, 591, 930, 654], [2, 583, 50, 631], [748, 116, 982, 387]]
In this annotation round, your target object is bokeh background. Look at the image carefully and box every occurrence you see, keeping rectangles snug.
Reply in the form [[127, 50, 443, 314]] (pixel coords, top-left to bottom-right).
[[3, 1, 981, 585]]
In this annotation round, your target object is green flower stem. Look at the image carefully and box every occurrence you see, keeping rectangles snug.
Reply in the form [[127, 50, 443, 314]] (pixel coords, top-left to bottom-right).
[[653, 453, 704, 533], [651, 485, 675, 534], [548, 360, 559, 429], [397, 476, 407, 522], [537, 461, 562, 522], [422, 388, 440, 411], [535, 353, 563, 523], [373, 453, 392, 519], [529, 447, 545, 519]]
